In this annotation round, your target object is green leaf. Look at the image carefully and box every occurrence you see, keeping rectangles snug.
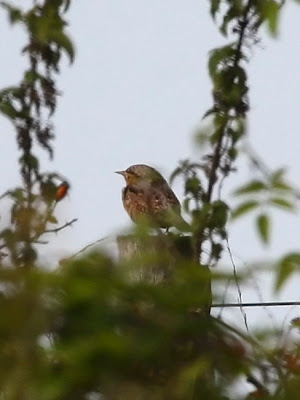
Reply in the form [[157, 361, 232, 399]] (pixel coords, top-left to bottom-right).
[[208, 44, 235, 79], [211, 201, 229, 228], [220, 1, 243, 36], [291, 317, 300, 329], [271, 168, 293, 192], [273, 182, 293, 192], [185, 177, 201, 196], [48, 215, 58, 224], [270, 197, 295, 211], [169, 166, 182, 184], [0, 100, 18, 119], [40, 180, 57, 202], [228, 147, 238, 161], [183, 197, 191, 213], [271, 167, 286, 183], [231, 200, 259, 220], [268, 0, 281, 36], [0, 2, 23, 24], [49, 30, 75, 63], [210, 0, 221, 18], [260, 0, 281, 36], [8, 188, 25, 202], [182, 197, 191, 213], [210, 125, 224, 144], [276, 253, 300, 291], [211, 242, 223, 261], [256, 214, 270, 245], [24, 70, 40, 84], [202, 108, 216, 119], [233, 180, 266, 196], [0, 87, 22, 120]]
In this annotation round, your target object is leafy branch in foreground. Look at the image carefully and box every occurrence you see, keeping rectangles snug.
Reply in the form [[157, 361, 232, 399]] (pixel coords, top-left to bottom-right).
[[0, 0, 75, 267], [171, 0, 299, 271]]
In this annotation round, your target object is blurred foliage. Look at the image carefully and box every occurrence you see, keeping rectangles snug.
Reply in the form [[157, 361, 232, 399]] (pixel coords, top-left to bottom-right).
[[0, 0, 300, 399], [0, 252, 297, 400]]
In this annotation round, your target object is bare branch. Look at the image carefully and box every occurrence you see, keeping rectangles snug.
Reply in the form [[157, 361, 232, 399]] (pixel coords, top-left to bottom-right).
[[33, 240, 49, 245], [68, 236, 109, 260], [44, 218, 78, 234], [227, 238, 250, 333]]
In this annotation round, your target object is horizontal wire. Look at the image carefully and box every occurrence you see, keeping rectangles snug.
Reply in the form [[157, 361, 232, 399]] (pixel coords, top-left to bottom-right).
[[212, 301, 300, 308]]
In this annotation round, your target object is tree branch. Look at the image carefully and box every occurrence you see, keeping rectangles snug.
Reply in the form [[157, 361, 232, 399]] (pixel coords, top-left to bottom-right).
[[206, 0, 253, 203], [68, 236, 109, 260], [43, 218, 78, 234]]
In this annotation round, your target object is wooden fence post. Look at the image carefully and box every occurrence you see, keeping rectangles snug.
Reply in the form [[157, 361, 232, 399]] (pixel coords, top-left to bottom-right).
[[117, 234, 194, 283]]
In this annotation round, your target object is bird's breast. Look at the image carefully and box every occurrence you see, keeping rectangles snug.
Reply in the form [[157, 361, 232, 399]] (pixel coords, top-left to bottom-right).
[[122, 185, 149, 222]]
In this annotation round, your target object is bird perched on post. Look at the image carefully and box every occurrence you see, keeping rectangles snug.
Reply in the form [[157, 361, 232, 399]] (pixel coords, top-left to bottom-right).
[[115, 164, 190, 232]]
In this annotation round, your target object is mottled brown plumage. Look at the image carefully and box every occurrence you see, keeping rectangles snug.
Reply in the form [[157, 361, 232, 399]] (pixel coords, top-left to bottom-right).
[[116, 164, 189, 231]]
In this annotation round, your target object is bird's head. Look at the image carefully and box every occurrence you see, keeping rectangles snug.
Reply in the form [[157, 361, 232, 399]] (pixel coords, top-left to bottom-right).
[[115, 164, 165, 185]]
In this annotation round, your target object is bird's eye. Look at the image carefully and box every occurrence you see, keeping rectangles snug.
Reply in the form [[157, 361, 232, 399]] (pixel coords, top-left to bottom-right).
[[126, 173, 138, 185], [126, 168, 138, 176]]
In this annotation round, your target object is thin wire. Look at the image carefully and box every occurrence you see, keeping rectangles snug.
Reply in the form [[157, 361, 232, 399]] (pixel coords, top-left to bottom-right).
[[212, 301, 300, 308]]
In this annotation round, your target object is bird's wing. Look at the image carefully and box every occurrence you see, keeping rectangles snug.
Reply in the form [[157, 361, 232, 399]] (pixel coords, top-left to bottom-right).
[[147, 186, 190, 230], [147, 186, 178, 214]]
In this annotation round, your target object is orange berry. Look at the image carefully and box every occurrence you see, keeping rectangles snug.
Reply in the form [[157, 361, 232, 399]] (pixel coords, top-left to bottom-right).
[[56, 182, 69, 201]]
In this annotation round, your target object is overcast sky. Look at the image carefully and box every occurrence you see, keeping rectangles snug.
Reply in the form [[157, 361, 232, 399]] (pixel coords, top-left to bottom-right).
[[0, 1, 300, 330]]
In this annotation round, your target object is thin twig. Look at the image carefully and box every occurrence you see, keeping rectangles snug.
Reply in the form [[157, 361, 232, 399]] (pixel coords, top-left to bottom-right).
[[33, 240, 48, 245], [217, 277, 231, 318], [227, 248, 276, 330], [44, 218, 78, 234], [245, 142, 300, 201], [227, 238, 250, 333], [277, 304, 298, 349], [196, 1, 254, 262], [207, 0, 252, 201], [68, 236, 109, 260]]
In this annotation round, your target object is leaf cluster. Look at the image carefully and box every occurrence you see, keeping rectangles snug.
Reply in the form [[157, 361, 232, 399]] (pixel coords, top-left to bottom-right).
[[231, 168, 296, 245]]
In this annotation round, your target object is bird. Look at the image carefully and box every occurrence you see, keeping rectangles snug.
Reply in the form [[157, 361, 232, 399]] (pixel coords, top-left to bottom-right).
[[115, 164, 190, 231]]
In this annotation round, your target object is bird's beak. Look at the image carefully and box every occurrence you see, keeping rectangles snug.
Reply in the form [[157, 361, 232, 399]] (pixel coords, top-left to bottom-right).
[[115, 170, 126, 177]]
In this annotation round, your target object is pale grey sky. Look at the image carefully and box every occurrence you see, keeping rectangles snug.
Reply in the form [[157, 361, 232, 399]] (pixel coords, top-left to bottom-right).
[[0, 1, 300, 329]]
